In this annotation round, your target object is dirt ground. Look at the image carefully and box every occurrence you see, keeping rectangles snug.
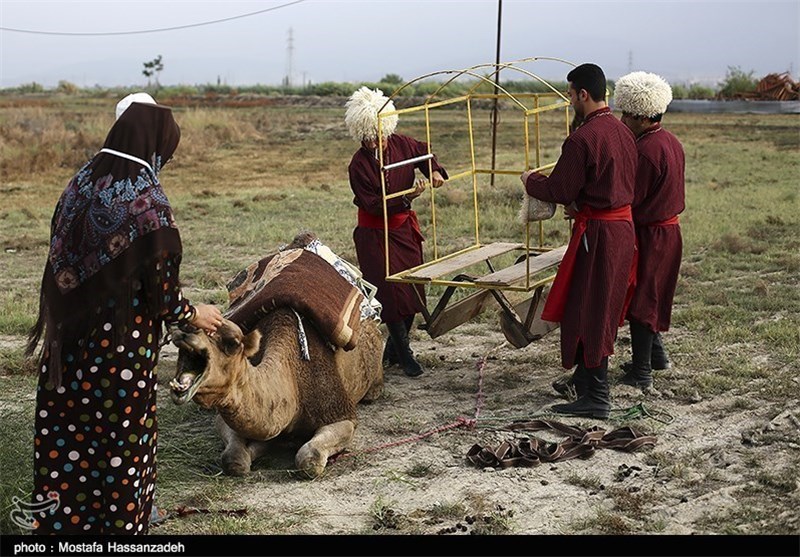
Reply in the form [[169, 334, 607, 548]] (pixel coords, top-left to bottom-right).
[[152, 314, 800, 541]]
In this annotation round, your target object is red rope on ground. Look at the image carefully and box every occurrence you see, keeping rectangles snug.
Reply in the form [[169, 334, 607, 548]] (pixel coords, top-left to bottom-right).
[[474, 354, 488, 420], [329, 416, 476, 464], [328, 341, 505, 466]]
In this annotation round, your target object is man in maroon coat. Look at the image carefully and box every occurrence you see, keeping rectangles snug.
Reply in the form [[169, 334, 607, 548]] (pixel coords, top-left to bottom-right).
[[345, 87, 447, 377], [521, 63, 637, 419], [614, 71, 685, 389]]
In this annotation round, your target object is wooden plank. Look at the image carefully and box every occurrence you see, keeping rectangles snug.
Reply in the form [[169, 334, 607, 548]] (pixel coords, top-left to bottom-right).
[[475, 245, 568, 287], [499, 290, 559, 348], [404, 242, 523, 281], [426, 290, 492, 339]]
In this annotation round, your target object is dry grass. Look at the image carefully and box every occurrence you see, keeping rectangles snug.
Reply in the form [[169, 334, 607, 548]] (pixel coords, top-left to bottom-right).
[[1, 95, 799, 538]]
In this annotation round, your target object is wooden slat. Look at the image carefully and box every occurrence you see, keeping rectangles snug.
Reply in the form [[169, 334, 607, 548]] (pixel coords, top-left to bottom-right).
[[499, 290, 559, 348], [475, 245, 568, 287], [426, 290, 492, 339], [404, 242, 523, 280]]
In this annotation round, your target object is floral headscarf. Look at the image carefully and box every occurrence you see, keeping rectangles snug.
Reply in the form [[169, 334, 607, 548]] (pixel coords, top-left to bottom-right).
[[27, 101, 183, 386]]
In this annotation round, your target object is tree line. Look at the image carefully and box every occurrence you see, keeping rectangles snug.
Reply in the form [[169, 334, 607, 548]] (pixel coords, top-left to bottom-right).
[[3, 66, 775, 101]]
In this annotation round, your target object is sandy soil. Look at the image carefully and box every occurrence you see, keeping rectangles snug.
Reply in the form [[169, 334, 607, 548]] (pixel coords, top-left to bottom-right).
[[154, 316, 800, 538]]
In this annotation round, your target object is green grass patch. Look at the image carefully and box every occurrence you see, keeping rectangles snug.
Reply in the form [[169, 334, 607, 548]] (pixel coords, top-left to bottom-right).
[[0, 375, 37, 534], [1, 100, 799, 535]]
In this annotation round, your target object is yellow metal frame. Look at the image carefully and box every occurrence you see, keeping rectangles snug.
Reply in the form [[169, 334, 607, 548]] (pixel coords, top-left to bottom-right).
[[376, 57, 576, 293]]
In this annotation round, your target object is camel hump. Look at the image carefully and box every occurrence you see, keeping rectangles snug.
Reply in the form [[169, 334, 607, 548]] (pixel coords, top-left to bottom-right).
[[224, 234, 381, 351]]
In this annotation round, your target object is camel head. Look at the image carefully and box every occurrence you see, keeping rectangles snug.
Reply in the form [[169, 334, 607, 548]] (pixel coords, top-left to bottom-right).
[[169, 318, 261, 407]]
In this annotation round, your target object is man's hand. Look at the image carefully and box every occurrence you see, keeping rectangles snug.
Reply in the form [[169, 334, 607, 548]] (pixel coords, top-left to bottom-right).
[[408, 178, 428, 200], [564, 202, 578, 219], [520, 169, 536, 186], [431, 170, 446, 188]]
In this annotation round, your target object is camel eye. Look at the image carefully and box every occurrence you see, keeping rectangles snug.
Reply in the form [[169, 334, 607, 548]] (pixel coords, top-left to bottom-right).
[[219, 334, 241, 356]]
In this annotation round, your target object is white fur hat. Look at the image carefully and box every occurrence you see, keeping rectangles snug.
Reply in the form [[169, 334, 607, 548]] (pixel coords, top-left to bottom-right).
[[344, 86, 398, 142], [115, 92, 156, 120], [614, 71, 673, 118]]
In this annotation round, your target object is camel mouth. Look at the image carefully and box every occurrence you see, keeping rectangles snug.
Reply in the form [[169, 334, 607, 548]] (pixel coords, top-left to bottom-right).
[[170, 346, 209, 405]]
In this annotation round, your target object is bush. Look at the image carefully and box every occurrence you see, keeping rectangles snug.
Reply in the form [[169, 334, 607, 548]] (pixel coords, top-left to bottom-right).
[[306, 81, 356, 96], [159, 84, 201, 97], [14, 82, 44, 94], [717, 66, 758, 99], [56, 80, 79, 95], [671, 83, 688, 99], [380, 74, 404, 85], [672, 82, 714, 100], [688, 84, 715, 99]]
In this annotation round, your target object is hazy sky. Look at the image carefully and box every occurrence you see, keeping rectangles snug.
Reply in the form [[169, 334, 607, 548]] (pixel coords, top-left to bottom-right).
[[1, 0, 798, 89]]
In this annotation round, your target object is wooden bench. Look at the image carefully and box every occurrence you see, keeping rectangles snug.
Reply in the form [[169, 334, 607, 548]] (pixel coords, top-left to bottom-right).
[[475, 245, 568, 287], [413, 242, 567, 341], [403, 242, 522, 281]]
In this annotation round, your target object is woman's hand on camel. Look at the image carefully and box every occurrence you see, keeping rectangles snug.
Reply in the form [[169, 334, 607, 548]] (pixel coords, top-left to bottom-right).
[[192, 303, 224, 336]]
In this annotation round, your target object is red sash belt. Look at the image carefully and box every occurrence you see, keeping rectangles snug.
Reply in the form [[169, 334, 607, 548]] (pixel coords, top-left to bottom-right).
[[358, 208, 421, 236], [541, 205, 636, 324], [645, 215, 680, 227]]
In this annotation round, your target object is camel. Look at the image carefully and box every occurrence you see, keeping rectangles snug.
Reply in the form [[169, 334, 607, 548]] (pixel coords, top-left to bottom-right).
[[168, 307, 384, 478]]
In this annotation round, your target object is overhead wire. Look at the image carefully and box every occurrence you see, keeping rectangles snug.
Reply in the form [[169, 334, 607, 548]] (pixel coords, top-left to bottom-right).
[[0, 0, 305, 36]]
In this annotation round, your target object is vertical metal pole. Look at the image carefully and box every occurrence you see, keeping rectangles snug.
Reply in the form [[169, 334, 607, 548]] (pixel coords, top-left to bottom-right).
[[378, 116, 390, 280], [425, 105, 439, 260], [490, 0, 502, 186]]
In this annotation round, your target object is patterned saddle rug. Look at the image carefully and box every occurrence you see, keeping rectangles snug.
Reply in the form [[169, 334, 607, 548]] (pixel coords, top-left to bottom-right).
[[225, 244, 365, 351]]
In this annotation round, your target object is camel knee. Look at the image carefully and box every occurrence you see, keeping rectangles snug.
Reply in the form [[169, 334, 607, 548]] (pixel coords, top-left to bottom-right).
[[363, 376, 384, 402], [217, 416, 253, 476], [221, 445, 252, 476], [295, 444, 326, 479], [295, 420, 356, 479]]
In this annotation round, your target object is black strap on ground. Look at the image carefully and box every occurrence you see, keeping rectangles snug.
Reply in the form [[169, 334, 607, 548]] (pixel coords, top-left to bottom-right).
[[466, 419, 657, 468]]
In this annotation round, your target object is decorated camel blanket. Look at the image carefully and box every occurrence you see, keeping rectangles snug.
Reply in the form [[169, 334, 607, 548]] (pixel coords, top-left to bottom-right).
[[225, 247, 365, 351]]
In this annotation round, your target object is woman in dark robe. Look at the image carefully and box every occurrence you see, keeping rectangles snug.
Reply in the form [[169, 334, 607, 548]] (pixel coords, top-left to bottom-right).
[[25, 95, 222, 534], [345, 87, 447, 377]]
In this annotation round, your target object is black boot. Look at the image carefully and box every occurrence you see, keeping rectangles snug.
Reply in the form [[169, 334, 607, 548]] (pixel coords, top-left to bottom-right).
[[552, 364, 588, 400], [382, 337, 398, 367], [551, 358, 610, 419], [386, 321, 424, 377], [651, 332, 670, 370], [551, 373, 575, 399], [621, 328, 670, 374], [382, 314, 417, 367], [620, 320, 654, 389]]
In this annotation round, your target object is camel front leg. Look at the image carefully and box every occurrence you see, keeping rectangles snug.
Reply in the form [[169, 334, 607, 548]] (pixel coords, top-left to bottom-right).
[[295, 420, 356, 479], [246, 439, 272, 464], [217, 415, 254, 476]]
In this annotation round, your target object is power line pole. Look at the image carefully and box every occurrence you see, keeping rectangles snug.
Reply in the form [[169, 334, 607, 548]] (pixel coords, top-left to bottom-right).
[[628, 50, 633, 73], [490, 0, 502, 186], [284, 27, 294, 88]]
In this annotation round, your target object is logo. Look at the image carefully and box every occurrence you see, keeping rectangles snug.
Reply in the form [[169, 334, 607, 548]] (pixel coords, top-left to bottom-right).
[[10, 492, 60, 530]]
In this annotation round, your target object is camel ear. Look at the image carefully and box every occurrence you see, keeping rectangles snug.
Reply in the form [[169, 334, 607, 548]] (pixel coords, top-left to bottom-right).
[[242, 330, 262, 358]]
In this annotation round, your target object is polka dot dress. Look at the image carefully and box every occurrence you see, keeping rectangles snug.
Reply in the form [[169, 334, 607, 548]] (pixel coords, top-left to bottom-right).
[[32, 256, 194, 534]]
